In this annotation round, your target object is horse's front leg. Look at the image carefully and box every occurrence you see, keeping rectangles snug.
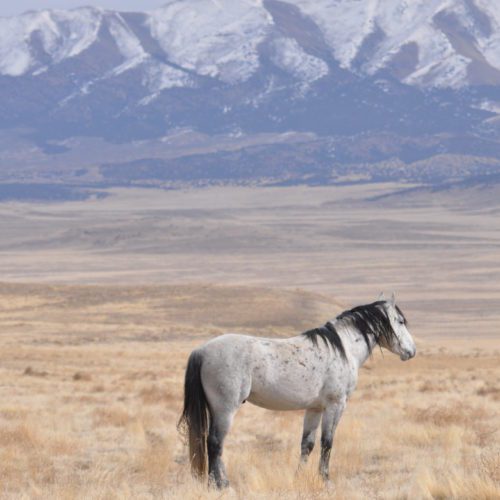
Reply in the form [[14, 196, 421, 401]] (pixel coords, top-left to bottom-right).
[[300, 409, 322, 464], [319, 399, 346, 482]]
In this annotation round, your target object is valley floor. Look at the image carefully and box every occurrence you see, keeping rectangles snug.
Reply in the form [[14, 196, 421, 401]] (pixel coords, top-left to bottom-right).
[[0, 184, 499, 498], [1, 184, 500, 338], [0, 283, 498, 499]]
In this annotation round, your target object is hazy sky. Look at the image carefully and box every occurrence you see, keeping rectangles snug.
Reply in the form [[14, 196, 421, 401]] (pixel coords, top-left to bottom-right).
[[1, 1, 168, 17]]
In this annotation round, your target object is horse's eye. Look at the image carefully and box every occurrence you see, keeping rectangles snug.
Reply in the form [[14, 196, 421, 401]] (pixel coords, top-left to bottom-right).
[[398, 319, 405, 325]]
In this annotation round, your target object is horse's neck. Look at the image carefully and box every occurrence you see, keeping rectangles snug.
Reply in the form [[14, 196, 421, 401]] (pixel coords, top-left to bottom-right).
[[339, 324, 377, 368]]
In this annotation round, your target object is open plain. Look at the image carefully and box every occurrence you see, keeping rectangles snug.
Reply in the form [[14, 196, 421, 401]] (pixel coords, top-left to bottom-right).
[[0, 184, 499, 498]]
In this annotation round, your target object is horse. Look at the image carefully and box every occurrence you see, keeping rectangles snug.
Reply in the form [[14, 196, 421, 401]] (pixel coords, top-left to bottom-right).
[[178, 293, 416, 489]]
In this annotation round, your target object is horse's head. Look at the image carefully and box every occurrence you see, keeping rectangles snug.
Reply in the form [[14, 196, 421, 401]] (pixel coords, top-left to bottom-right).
[[378, 293, 416, 361]]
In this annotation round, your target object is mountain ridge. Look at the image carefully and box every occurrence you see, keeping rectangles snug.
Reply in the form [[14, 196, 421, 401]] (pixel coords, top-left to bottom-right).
[[3, 1, 500, 86], [1, 0, 500, 195]]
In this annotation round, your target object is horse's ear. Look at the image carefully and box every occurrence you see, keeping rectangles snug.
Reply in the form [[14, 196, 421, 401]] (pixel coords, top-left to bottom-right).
[[390, 292, 396, 306], [377, 292, 385, 301]]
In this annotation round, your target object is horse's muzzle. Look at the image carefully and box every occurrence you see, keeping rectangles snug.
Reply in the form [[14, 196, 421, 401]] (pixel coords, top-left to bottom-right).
[[400, 348, 416, 361]]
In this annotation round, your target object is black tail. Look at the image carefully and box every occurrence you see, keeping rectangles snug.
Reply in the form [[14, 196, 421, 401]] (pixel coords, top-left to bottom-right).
[[177, 350, 210, 479]]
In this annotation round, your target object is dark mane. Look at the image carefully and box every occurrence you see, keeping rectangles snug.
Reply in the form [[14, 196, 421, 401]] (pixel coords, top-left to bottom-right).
[[336, 301, 406, 353], [303, 301, 407, 357], [302, 323, 347, 360]]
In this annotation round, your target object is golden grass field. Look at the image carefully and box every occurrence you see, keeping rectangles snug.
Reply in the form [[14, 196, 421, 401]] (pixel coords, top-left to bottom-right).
[[0, 185, 499, 498]]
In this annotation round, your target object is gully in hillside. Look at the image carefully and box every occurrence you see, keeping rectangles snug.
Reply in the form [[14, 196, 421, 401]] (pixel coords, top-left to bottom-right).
[[178, 293, 416, 489]]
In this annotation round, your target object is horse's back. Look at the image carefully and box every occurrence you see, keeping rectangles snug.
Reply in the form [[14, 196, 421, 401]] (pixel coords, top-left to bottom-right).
[[200, 333, 260, 360]]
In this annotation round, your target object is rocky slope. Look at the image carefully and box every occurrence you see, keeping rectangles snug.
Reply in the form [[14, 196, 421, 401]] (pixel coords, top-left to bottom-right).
[[1, 0, 500, 193]]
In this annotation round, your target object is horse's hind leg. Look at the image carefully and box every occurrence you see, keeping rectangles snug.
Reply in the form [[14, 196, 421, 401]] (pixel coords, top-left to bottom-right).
[[207, 410, 234, 489], [201, 345, 251, 489], [204, 376, 244, 489], [300, 409, 322, 464]]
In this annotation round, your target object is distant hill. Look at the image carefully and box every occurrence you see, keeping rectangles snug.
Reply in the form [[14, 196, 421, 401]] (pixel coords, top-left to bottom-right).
[[1, 0, 500, 195]]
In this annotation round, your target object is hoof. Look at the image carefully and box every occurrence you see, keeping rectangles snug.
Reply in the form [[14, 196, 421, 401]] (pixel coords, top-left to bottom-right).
[[323, 478, 335, 491], [218, 478, 230, 489], [320, 472, 333, 489], [209, 476, 230, 490], [296, 461, 307, 474]]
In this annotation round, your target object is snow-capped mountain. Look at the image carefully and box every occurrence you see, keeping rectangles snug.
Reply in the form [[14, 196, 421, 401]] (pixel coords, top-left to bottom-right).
[[1, 0, 500, 191], [2, 0, 500, 88]]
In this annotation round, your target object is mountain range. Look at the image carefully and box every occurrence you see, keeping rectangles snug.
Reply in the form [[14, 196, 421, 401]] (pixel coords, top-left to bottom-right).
[[1, 0, 500, 197]]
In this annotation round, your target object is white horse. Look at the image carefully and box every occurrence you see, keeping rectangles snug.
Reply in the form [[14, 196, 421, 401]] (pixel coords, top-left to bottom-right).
[[178, 294, 416, 488]]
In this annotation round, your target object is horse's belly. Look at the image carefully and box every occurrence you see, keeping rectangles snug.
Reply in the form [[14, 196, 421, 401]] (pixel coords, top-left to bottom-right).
[[247, 392, 313, 411], [247, 379, 321, 410]]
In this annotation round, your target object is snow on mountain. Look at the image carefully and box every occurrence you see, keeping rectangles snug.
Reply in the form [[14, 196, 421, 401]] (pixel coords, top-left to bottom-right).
[[2, 1, 500, 189], [270, 37, 329, 82], [1, 0, 500, 89], [474, 0, 500, 69], [107, 13, 147, 74], [1, 0, 500, 148], [285, 0, 379, 69], [0, 7, 102, 76], [147, 0, 273, 84], [141, 62, 193, 100], [286, 0, 500, 88]]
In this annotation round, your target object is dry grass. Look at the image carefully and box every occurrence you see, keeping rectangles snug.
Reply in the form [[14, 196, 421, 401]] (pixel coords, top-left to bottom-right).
[[1, 184, 500, 341], [0, 183, 498, 499], [0, 283, 498, 499]]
